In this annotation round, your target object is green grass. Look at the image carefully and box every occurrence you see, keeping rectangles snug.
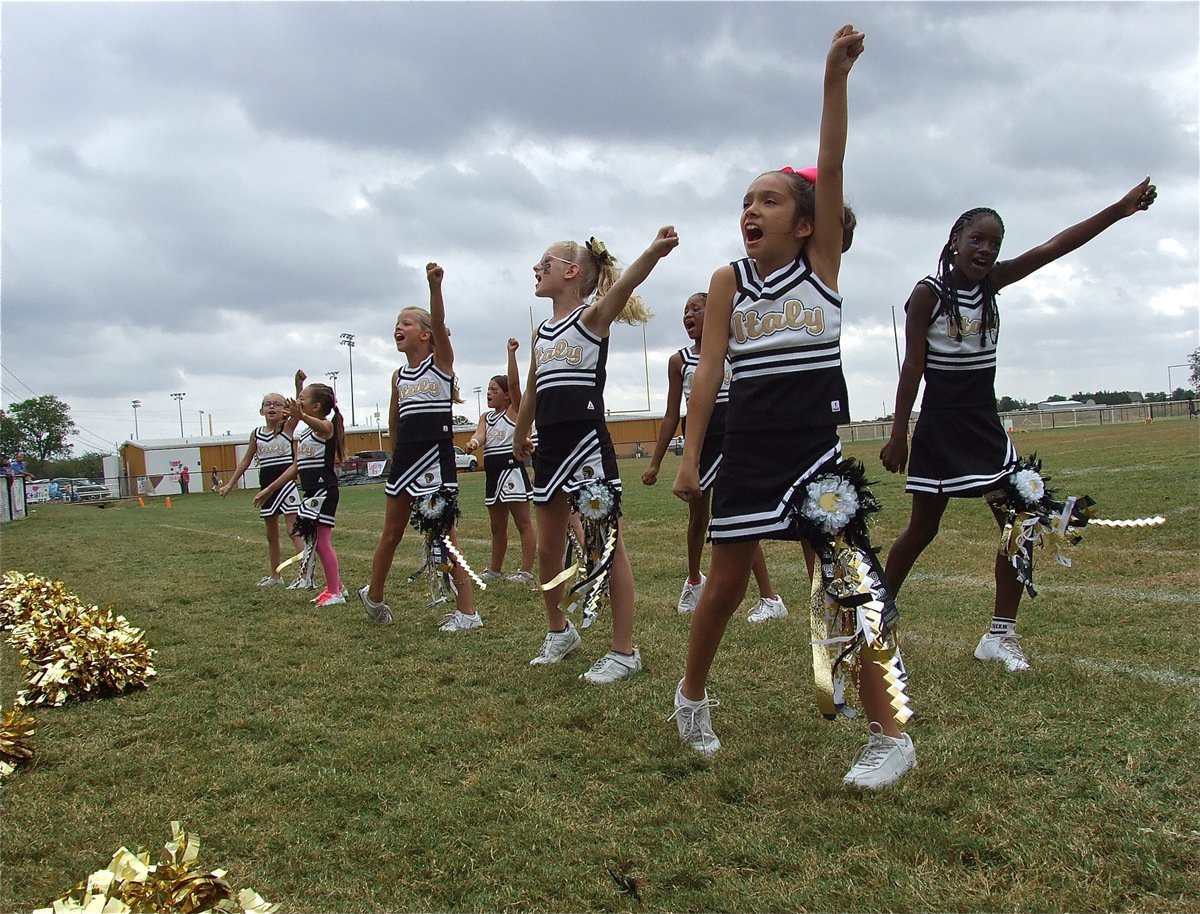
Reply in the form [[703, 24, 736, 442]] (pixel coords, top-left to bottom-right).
[[3, 419, 1198, 912]]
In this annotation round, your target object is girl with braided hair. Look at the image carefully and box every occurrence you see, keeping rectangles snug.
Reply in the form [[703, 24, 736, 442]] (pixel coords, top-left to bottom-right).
[[880, 179, 1157, 672], [514, 227, 678, 684]]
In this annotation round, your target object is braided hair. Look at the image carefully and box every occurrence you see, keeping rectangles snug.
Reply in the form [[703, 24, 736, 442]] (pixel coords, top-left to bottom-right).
[[936, 208, 1004, 344]]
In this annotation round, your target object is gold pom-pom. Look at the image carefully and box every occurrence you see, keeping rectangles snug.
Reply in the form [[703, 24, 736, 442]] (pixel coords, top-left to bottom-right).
[[0, 704, 35, 781], [1, 571, 157, 707], [34, 822, 278, 914]]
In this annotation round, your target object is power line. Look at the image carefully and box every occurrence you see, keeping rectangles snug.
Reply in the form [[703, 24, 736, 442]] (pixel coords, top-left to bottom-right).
[[0, 364, 41, 398]]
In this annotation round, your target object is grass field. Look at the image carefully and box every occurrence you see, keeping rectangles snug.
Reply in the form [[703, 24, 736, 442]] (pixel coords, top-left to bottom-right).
[[2, 420, 1198, 912]]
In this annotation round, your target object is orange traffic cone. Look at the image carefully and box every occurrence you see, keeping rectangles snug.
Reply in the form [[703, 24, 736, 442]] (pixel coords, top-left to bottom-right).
[[165, 496, 173, 509], [137, 497, 145, 508]]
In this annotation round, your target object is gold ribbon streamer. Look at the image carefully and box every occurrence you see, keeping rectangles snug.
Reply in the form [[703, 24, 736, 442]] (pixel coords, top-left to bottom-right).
[[275, 551, 304, 573]]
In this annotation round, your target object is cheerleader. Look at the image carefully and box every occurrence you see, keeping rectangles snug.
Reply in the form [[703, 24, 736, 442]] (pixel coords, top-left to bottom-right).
[[465, 338, 536, 584], [358, 263, 481, 631], [254, 371, 347, 606], [218, 392, 305, 587], [514, 227, 678, 683], [643, 292, 787, 622], [880, 179, 1157, 671], [671, 26, 915, 788]]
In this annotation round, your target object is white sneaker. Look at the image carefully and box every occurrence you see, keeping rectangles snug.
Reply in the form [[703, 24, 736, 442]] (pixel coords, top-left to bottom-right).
[[579, 649, 642, 684], [668, 680, 721, 756], [358, 585, 393, 624], [315, 588, 347, 607], [677, 575, 705, 614], [286, 576, 316, 590], [974, 632, 1030, 671], [506, 570, 536, 585], [479, 569, 504, 582], [439, 610, 483, 632], [256, 575, 284, 587], [747, 594, 788, 624], [842, 722, 917, 789], [529, 622, 581, 665]]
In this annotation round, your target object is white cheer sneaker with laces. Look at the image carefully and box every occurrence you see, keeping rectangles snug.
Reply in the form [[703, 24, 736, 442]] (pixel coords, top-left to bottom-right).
[[677, 575, 705, 614], [842, 722, 917, 790], [358, 585, 393, 624], [746, 595, 788, 624], [668, 680, 721, 756], [529, 622, 581, 665], [580, 649, 642, 685], [974, 632, 1031, 671], [439, 610, 483, 632]]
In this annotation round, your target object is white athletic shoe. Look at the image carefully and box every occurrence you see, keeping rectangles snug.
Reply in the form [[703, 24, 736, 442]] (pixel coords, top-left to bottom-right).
[[439, 610, 483, 632], [529, 622, 581, 665], [579, 649, 642, 684], [315, 588, 347, 607], [358, 585, 393, 624], [974, 632, 1031, 671], [842, 722, 917, 789], [677, 575, 705, 614], [506, 570, 536, 585], [479, 569, 504, 582], [668, 680, 721, 756], [746, 594, 788, 624], [256, 575, 284, 587]]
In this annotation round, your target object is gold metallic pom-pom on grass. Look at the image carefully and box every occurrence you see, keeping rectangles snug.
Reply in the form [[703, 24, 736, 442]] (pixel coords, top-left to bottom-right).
[[1, 571, 158, 707], [0, 704, 35, 782], [33, 821, 278, 914]]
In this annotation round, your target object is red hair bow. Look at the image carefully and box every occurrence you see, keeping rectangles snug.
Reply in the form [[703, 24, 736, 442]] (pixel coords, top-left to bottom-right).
[[781, 166, 818, 184]]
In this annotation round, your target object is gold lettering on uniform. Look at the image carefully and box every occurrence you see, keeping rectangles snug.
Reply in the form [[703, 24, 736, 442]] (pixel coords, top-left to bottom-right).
[[731, 298, 824, 343], [947, 314, 982, 339], [397, 378, 442, 400], [535, 340, 584, 367]]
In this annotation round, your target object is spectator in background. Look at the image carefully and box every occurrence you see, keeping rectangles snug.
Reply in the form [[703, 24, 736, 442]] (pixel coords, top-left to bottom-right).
[[179, 464, 190, 495], [10, 453, 28, 478], [210, 466, 220, 491]]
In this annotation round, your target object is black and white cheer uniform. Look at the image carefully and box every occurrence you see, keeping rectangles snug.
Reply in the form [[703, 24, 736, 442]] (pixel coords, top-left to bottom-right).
[[906, 275, 1017, 497], [253, 426, 301, 519], [710, 254, 848, 543], [294, 426, 339, 528], [482, 409, 532, 505], [385, 355, 458, 498], [678, 346, 732, 492], [531, 305, 620, 505]]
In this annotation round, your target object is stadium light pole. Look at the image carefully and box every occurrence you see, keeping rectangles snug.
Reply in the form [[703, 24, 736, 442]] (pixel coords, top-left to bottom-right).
[[171, 392, 186, 437], [131, 400, 141, 440], [198, 410, 205, 436], [339, 333, 356, 426], [326, 370, 339, 395], [472, 386, 482, 419]]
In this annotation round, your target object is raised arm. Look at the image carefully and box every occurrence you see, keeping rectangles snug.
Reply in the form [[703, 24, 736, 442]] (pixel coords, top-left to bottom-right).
[[807, 24, 865, 290], [505, 337, 523, 416], [643, 350, 685, 486], [880, 283, 936, 474], [673, 267, 733, 501], [582, 227, 679, 334], [427, 262, 456, 374], [991, 178, 1157, 291]]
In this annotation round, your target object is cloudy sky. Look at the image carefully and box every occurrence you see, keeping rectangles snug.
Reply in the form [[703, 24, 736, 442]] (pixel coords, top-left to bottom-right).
[[3, 1, 1196, 453]]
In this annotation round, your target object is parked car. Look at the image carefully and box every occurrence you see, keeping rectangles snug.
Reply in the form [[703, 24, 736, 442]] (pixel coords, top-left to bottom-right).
[[340, 450, 390, 478], [52, 477, 110, 501], [453, 446, 478, 471], [670, 436, 685, 455]]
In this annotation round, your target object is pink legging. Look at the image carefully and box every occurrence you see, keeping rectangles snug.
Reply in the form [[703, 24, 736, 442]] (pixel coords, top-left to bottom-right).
[[314, 525, 342, 593]]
